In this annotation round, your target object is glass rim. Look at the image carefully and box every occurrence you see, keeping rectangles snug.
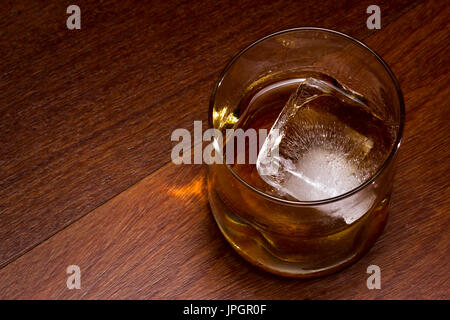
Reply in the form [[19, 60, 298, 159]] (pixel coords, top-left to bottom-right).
[[208, 27, 405, 206]]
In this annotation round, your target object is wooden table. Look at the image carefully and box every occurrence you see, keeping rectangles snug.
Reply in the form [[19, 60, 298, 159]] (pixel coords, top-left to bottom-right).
[[0, 0, 448, 299]]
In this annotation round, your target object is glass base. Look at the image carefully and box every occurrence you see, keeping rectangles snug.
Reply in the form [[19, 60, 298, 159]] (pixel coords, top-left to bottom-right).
[[208, 186, 389, 278]]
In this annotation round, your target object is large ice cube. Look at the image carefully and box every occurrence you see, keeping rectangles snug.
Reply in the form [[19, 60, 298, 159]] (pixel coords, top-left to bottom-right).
[[256, 77, 379, 223]]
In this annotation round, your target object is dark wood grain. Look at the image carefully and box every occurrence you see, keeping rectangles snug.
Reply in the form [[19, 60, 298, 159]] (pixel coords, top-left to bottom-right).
[[1, 0, 448, 299], [0, 0, 424, 268]]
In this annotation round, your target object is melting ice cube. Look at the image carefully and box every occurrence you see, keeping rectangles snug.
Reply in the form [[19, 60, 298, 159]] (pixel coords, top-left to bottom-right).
[[256, 77, 381, 223]]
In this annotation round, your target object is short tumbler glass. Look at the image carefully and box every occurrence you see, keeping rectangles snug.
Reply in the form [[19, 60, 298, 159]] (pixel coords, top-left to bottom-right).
[[207, 28, 404, 277]]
